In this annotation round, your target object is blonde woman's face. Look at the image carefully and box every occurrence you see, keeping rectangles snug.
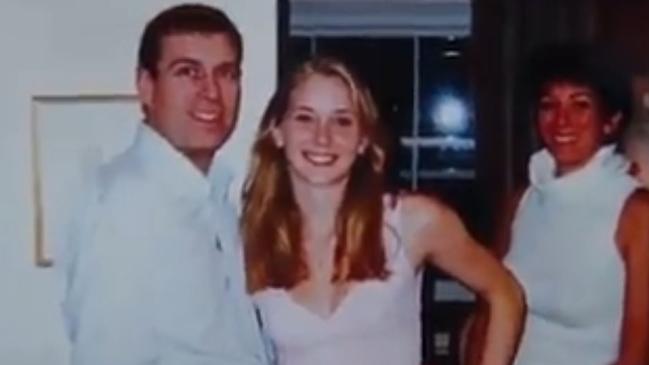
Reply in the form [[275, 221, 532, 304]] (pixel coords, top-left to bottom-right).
[[272, 74, 367, 187]]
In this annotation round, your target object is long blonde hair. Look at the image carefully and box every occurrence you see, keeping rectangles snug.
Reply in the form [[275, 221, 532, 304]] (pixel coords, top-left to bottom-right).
[[242, 56, 389, 293]]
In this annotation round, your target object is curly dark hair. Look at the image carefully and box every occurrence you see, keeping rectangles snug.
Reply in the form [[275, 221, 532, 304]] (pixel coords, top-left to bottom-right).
[[523, 42, 633, 143]]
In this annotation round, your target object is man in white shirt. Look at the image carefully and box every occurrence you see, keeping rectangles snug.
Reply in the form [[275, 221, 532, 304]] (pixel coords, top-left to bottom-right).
[[62, 4, 269, 364]]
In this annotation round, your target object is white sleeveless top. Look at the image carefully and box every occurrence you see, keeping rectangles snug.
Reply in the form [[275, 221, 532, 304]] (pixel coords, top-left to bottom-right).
[[505, 146, 638, 365], [253, 199, 423, 365]]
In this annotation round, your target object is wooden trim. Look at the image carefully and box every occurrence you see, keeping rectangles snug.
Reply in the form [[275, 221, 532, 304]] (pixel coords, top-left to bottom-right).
[[30, 93, 137, 268]]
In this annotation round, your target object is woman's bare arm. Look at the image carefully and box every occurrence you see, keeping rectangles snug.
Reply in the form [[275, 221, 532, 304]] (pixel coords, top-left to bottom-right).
[[463, 187, 527, 365], [614, 189, 649, 365], [401, 194, 525, 365]]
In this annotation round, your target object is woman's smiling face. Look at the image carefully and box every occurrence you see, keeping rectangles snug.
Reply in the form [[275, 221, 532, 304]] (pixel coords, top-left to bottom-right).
[[536, 81, 619, 175], [272, 73, 367, 187]]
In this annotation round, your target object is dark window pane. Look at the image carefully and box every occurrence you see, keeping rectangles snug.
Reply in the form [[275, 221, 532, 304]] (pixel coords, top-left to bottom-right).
[[417, 37, 475, 179], [394, 144, 414, 190], [417, 141, 476, 179], [418, 37, 472, 136], [285, 36, 314, 74]]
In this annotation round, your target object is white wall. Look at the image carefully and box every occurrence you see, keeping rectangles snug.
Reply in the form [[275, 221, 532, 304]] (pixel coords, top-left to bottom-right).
[[0, 1, 277, 364]]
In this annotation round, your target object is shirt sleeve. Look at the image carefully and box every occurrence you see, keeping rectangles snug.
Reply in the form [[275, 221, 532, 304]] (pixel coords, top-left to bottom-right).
[[64, 195, 159, 365], [152, 264, 267, 365], [151, 212, 267, 365], [64, 185, 268, 365]]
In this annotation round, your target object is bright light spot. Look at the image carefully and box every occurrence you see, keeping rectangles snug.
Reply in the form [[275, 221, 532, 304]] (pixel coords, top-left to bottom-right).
[[443, 50, 460, 58], [430, 95, 468, 135]]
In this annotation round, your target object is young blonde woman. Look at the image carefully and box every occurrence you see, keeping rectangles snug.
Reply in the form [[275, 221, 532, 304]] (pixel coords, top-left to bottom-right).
[[241, 56, 524, 365]]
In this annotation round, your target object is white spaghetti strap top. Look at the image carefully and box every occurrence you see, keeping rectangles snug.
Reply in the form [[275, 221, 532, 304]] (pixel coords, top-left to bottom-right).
[[253, 197, 423, 365]]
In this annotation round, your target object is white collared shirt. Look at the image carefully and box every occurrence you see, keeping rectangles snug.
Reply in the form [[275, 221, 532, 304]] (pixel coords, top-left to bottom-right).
[[62, 123, 268, 365]]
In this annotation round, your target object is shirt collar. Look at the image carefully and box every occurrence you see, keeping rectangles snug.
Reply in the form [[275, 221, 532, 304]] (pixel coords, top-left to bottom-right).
[[131, 122, 234, 203], [529, 144, 630, 191]]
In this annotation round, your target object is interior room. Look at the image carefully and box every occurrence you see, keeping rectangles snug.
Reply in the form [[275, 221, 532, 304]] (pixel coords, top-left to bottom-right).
[[2, 1, 649, 364], [282, 1, 649, 364]]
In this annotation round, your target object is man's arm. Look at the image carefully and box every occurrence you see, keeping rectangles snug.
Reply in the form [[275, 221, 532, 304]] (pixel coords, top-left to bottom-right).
[[152, 250, 266, 365], [66, 180, 267, 365], [150, 200, 267, 365], [65, 201, 158, 365]]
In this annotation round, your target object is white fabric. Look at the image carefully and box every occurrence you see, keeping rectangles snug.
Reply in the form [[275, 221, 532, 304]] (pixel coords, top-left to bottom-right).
[[505, 145, 638, 365], [61, 123, 268, 365], [253, 200, 423, 365]]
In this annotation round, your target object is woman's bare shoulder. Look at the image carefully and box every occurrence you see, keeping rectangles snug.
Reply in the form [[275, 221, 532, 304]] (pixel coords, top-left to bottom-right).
[[396, 192, 460, 237], [620, 189, 649, 226], [399, 191, 450, 218], [617, 189, 649, 255]]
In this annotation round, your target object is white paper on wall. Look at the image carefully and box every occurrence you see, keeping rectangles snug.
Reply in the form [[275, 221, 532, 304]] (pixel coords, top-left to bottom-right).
[[31, 95, 140, 266]]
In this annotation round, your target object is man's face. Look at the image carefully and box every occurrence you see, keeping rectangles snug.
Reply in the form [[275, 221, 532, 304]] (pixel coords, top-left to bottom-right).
[[137, 32, 241, 158]]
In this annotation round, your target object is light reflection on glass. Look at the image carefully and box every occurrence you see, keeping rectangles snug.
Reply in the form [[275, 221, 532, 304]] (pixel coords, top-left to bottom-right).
[[429, 94, 469, 135]]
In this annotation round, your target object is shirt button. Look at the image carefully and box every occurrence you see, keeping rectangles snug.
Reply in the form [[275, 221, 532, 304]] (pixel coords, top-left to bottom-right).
[[224, 276, 231, 291]]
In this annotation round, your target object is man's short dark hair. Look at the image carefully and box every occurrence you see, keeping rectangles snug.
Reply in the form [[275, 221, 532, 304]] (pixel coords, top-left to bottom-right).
[[138, 3, 243, 77], [524, 42, 633, 132]]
